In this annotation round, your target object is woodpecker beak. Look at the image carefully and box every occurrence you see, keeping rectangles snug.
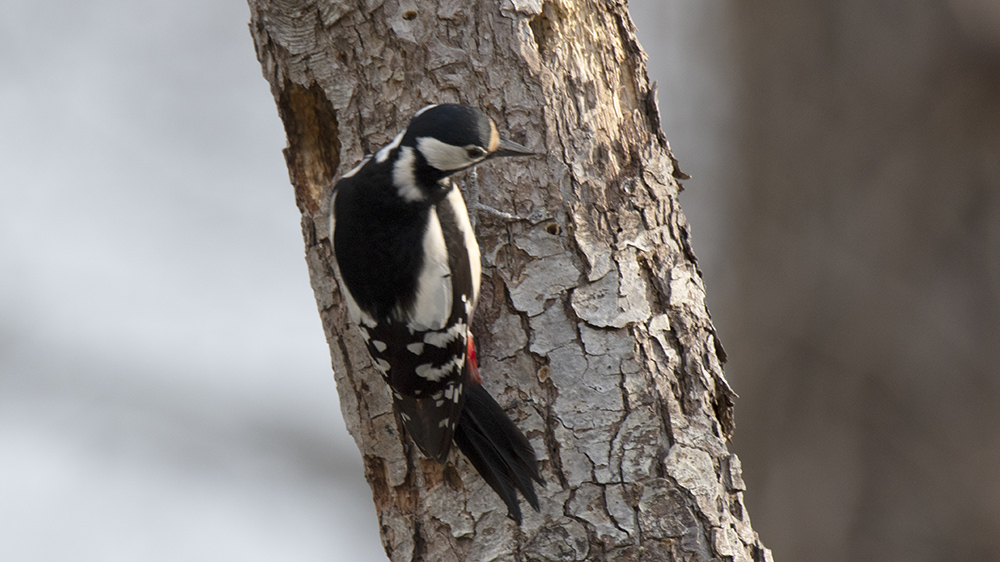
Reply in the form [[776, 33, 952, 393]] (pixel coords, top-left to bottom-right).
[[492, 137, 537, 158]]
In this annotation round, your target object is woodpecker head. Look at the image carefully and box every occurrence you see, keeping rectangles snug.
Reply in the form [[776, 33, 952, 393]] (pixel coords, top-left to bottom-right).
[[390, 104, 535, 200]]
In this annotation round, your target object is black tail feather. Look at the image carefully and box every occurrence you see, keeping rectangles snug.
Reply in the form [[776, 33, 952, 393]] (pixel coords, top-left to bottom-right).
[[453, 383, 544, 524]]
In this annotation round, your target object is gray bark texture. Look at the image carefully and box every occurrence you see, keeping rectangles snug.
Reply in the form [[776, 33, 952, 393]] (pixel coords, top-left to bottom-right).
[[248, 0, 771, 560]]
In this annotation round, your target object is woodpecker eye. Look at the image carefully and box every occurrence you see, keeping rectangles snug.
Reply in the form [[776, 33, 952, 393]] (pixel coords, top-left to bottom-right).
[[466, 147, 487, 159]]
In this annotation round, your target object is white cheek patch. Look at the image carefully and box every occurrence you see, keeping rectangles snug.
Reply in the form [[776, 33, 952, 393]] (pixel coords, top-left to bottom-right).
[[392, 147, 424, 202], [417, 136, 480, 171]]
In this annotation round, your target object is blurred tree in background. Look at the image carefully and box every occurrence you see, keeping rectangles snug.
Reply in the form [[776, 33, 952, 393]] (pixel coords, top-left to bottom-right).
[[640, 1, 1000, 560]]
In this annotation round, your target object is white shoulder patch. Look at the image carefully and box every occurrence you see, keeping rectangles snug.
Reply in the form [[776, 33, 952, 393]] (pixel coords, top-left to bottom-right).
[[392, 147, 424, 203], [403, 207, 452, 331]]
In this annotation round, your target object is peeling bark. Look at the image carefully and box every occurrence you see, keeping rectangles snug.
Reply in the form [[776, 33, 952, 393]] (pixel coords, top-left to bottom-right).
[[248, 0, 770, 560]]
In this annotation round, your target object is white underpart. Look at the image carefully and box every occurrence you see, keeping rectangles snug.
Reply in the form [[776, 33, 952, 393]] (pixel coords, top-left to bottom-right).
[[376, 130, 405, 163], [392, 147, 424, 203], [417, 136, 484, 171], [445, 186, 482, 306], [403, 207, 452, 331]]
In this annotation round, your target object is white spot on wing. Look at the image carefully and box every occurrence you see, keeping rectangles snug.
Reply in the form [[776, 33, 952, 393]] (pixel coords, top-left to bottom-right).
[[416, 362, 448, 382], [406, 342, 425, 355], [372, 340, 387, 352], [414, 356, 464, 382], [375, 358, 391, 372], [392, 147, 424, 203], [423, 320, 467, 348]]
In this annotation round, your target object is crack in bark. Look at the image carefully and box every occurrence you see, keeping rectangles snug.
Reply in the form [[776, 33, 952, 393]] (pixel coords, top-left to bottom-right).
[[539, 361, 568, 490]]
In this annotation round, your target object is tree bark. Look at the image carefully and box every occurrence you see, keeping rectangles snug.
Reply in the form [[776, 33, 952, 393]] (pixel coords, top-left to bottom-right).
[[248, 0, 771, 560]]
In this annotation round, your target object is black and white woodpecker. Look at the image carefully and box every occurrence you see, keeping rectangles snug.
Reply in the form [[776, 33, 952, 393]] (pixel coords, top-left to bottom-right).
[[329, 104, 544, 523]]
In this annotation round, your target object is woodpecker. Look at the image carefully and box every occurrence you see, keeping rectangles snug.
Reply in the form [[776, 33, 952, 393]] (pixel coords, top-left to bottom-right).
[[329, 104, 543, 523]]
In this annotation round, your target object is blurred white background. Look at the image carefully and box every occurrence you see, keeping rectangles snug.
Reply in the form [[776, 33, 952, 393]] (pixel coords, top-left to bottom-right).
[[5, 0, 999, 561], [1, 1, 383, 559]]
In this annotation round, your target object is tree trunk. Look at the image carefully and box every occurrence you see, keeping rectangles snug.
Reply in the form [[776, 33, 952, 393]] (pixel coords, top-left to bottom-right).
[[248, 0, 771, 560]]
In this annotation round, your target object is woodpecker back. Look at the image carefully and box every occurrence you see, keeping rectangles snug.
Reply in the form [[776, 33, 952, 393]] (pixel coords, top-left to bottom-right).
[[329, 104, 543, 522]]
